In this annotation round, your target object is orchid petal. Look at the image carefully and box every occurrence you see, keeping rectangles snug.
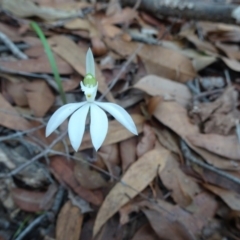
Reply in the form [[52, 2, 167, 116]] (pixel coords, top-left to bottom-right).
[[68, 103, 90, 151], [86, 48, 95, 77], [46, 102, 86, 137], [90, 104, 108, 151], [95, 102, 138, 135]]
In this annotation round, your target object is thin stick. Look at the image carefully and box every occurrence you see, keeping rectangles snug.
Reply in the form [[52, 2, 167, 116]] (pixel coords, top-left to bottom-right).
[[0, 32, 28, 59], [180, 139, 240, 185], [0, 125, 44, 142], [0, 131, 67, 178], [97, 44, 143, 101]]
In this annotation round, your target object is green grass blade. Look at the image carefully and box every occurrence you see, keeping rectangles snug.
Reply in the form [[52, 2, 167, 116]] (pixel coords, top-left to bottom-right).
[[30, 21, 67, 104]]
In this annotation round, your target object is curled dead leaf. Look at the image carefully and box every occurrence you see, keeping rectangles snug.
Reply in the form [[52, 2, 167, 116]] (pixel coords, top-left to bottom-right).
[[136, 124, 156, 157]]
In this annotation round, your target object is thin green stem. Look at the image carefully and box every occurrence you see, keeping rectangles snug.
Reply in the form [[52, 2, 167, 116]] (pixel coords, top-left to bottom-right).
[[30, 21, 67, 104]]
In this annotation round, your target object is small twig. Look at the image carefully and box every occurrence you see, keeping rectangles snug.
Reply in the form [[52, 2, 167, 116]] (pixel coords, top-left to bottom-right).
[[0, 43, 29, 53], [0, 131, 67, 178], [180, 139, 240, 185], [15, 214, 48, 240], [224, 69, 232, 86], [236, 119, 240, 144], [50, 186, 65, 216], [97, 44, 143, 101], [194, 89, 224, 100], [127, 31, 163, 45], [0, 125, 44, 142], [0, 107, 44, 122], [0, 32, 28, 60], [0, 66, 60, 92]]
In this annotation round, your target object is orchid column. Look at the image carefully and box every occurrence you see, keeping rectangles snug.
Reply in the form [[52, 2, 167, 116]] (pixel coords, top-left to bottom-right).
[[46, 48, 138, 151]]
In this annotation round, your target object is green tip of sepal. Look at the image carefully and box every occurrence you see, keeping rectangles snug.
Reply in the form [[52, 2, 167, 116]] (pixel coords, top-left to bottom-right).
[[83, 73, 97, 86]]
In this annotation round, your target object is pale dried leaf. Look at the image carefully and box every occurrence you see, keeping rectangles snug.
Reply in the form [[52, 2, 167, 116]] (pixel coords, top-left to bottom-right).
[[93, 149, 170, 236], [136, 124, 156, 157], [120, 137, 137, 172], [5, 81, 28, 107], [24, 80, 55, 117], [74, 157, 108, 190], [153, 101, 239, 170], [143, 209, 195, 240], [0, 93, 32, 131], [204, 184, 240, 211], [56, 201, 83, 240], [2, 0, 79, 21], [187, 134, 240, 160], [105, 38, 196, 82], [134, 75, 192, 107], [159, 154, 200, 207], [0, 55, 73, 74], [131, 224, 159, 240]]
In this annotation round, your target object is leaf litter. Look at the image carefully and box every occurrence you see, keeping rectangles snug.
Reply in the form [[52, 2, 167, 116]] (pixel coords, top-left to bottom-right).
[[0, 1, 240, 239]]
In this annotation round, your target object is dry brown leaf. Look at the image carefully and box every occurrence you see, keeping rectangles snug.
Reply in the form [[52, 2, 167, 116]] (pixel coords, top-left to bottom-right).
[[221, 57, 240, 72], [101, 24, 122, 38], [56, 201, 83, 240], [5, 81, 28, 107], [181, 33, 218, 53], [80, 114, 144, 150], [74, 155, 108, 190], [147, 96, 163, 116], [153, 101, 239, 170], [48, 36, 115, 102], [93, 149, 170, 236], [143, 209, 195, 240], [196, 86, 239, 135], [62, 75, 80, 92], [0, 55, 73, 74], [215, 42, 240, 60], [64, 18, 98, 37], [136, 124, 156, 158], [131, 224, 159, 240], [0, 23, 21, 41], [159, 154, 201, 207], [154, 127, 182, 161], [203, 184, 240, 211], [120, 136, 137, 172], [91, 37, 107, 57], [102, 7, 137, 25], [134, 75, 192, 107], [2, 0, 79, 20], [25, 46, 45, 58], [142, 191, 218, 235], [24, 80, 55, 117], [49, 155, 103, 205], [0, 93, 32, 131], [99, 144, 120, 166], [187, 134, 240, 160], [105, 38, 196, 82], [11, 188, 51, 212], [97, 144, 120, 180]]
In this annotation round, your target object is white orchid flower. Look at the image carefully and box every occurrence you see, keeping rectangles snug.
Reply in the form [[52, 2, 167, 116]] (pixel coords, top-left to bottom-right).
[[46, 48, 138, 151]]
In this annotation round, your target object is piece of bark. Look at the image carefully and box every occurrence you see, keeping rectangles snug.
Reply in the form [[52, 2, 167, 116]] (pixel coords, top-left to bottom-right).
[[122, 0, 240, 23]]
